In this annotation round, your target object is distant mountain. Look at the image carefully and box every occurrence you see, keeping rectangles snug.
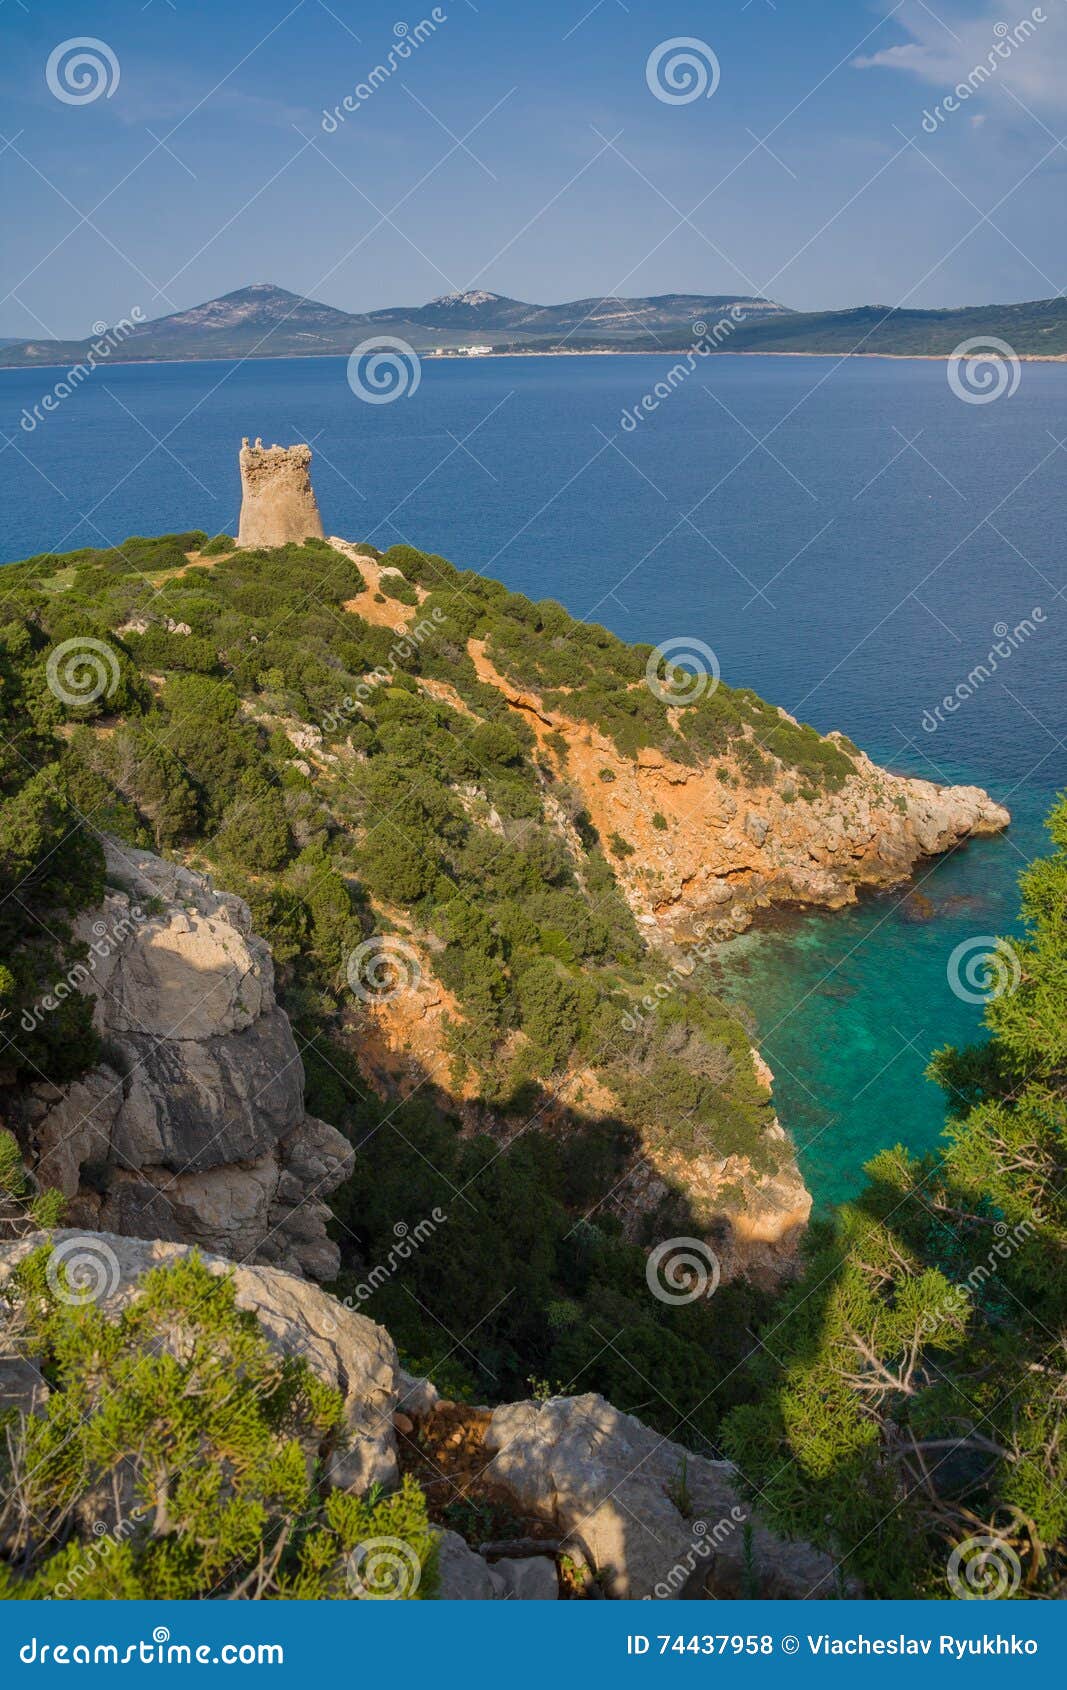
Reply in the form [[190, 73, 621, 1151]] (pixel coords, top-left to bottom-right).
[[368, 290, 543, 331], [366, 288, 786, 337], [712, 298, 1067, 357], [0, 285, 362, 368], [142, 282, 359, 342], [2, 284, 1066, 367], [0, 284, 786, 367]]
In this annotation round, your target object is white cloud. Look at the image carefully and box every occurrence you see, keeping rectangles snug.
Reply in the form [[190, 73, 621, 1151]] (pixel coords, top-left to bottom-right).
[[854, 2, 1067, 113]]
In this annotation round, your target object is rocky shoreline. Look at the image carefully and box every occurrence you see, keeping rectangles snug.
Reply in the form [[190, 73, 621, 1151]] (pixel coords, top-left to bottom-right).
[[459, 637, 1009, 945]]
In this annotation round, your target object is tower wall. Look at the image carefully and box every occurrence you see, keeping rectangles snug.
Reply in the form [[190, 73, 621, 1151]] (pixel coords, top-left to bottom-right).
[[237, 438, 325, 548]]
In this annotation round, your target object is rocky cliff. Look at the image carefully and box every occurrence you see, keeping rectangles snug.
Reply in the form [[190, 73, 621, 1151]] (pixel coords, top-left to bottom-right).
[[1, 514, 1013, 1345], [321, 540, 1008, 1284], [458, 633, 1010, 944], [331, 535, 1007, 948], [13, 840, 352, 1281], [0, 1231, 843, 1600]]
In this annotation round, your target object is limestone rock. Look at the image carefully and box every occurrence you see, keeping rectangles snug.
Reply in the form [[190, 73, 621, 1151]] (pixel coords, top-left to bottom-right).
[[465, 639, 1010, 943], [0, 1232, 397, 1495], [396, 1366, 440, 1417], [437, 1531, 500, 1599], [622, 1118, 811, 1291], [237, 439, 325, 549], [489, 1556, 558, 1600], [416, 1531, 560, 1601], [484, 1392, 842, 1599], [17, 839, 353, 1281], [0, 1227, 844, 1600]]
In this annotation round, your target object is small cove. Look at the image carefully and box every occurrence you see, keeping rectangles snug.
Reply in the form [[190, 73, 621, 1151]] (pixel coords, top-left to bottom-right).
[[2, 349, 1063, 1204]]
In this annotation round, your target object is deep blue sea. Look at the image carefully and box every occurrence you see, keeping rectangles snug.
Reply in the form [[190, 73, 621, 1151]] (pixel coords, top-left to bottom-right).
[[2, 351, 1064, 1205]]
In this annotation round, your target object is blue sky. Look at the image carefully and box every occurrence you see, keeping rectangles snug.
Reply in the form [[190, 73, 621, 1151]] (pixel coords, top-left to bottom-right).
[[2, 0, 1067, 337]]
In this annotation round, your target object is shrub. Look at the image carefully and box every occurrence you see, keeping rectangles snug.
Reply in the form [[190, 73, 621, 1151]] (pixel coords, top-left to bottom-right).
[[378, 572, 419, 606], [214, 781, 292, 872], [0, 1252, 438, 1600], [516, 960, 580, 1071]]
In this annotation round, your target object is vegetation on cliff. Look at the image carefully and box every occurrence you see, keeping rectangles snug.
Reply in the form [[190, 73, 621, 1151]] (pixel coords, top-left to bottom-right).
[[724, 799, 1067, 1598], [0, 1248, 438, 1600], [0, 527, 1057, 1600], [0, 531, 781, 1145], [0, 530, 784, 1440]]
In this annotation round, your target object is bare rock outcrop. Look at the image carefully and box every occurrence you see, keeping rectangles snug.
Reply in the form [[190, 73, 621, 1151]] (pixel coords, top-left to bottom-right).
[[237, 438, 325, 549], [0, 1231, 842, 1600], [622, 1116, 811, 1291], [15, 840, 353, 1281], [483, 1392, 843, 1599], [0, 1232, 397, 1495]]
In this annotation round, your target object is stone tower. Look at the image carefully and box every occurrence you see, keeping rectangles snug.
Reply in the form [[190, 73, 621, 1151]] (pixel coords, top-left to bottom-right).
[[237, 438, 325, 548]]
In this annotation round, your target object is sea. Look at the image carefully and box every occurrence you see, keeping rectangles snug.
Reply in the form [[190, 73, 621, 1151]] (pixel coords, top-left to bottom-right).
[[2, 349, 1064, 1206]]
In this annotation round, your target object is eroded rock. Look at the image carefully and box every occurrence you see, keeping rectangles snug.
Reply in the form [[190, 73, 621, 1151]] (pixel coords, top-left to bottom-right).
[[0, 1232, 397, 1495], [484, 1392, 843, 1600], [17, 841, 353, 1280]]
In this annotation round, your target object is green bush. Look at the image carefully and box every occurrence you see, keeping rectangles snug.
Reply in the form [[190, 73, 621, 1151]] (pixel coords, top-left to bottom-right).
[[723, 796, 1067, 1597], [0, 1252, 438, 1600]]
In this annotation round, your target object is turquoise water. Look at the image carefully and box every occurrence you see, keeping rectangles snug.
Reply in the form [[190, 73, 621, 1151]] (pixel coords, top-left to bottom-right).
[[2, 352, 1063, 1203], [711, 813, 1046, 1208]]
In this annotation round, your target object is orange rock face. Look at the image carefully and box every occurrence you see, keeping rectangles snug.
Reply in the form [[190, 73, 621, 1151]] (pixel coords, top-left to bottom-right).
[[467, 641, 1009, 943], [322, 541, 1009, 1287]]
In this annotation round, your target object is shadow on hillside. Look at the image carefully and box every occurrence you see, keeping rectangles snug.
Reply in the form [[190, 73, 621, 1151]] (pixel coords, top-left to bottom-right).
[[720, 1155, 1053, 1601]]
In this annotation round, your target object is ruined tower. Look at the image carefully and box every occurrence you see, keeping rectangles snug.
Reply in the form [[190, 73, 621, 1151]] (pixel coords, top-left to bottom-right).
[[237, 438, 325, 548]]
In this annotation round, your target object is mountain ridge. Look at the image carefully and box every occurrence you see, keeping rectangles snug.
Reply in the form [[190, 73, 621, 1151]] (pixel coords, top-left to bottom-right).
[[4, 282, 1067, 366], [0, 283, 785, 367]]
